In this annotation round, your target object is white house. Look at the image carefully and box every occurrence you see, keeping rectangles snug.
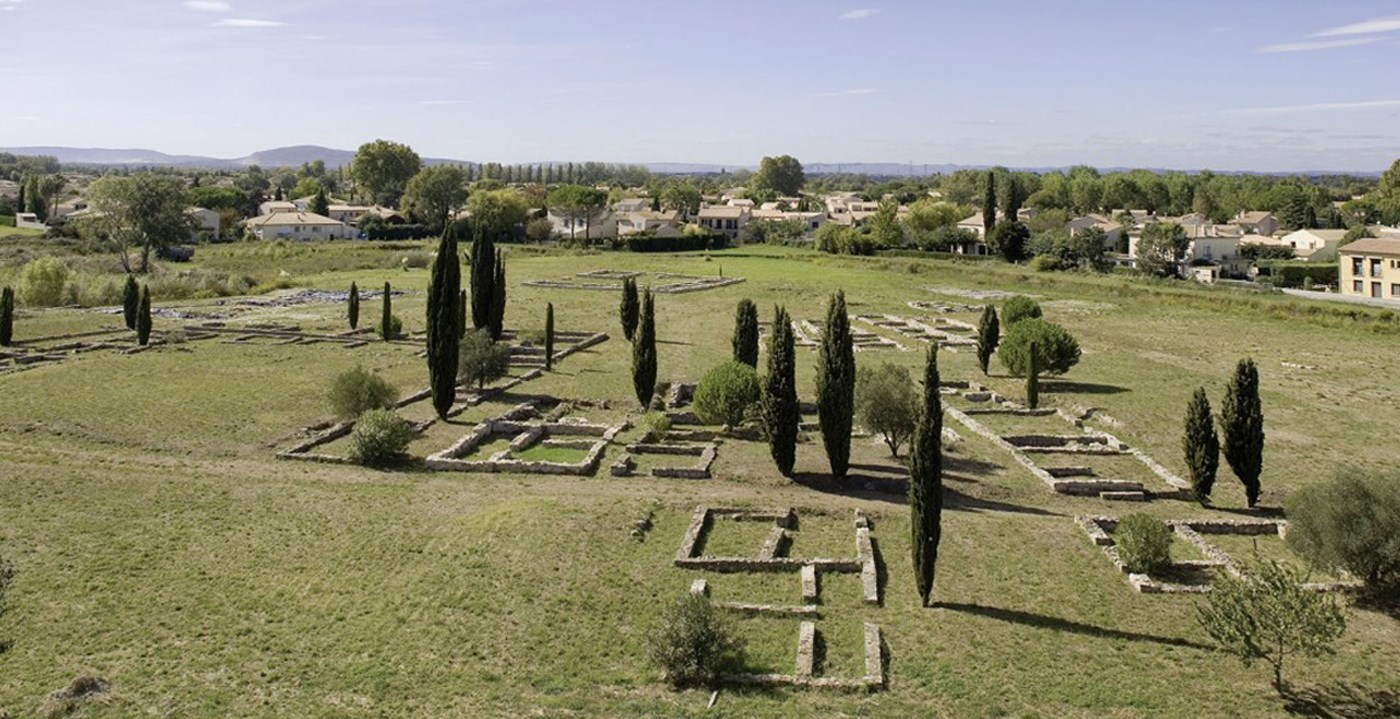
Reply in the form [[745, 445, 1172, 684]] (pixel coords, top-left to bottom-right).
[[14, 212, 46, 230], [187, 207, 221, 241], [258, 200, 298, 216], [244, 211, 352, 241], [546, 208, 617, 240], [1279, 229, 1347, 262], [1234, 211, 1279, 237], [697, 205, 750, 239], [1067, 215, 1123, 249]]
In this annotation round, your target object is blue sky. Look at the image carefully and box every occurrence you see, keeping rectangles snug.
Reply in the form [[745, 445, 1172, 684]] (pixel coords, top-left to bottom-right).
[[2, 0, 1400, 171]]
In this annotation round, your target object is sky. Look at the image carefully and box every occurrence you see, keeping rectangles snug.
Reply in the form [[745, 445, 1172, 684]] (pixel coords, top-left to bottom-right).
[[2, 0, 1400, 172]]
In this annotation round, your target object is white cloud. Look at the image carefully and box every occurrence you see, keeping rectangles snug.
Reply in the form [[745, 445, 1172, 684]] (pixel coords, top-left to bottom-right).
[[1222, 99, 1400, 116], [840, 8, 879, 20], [1314, 15, 1400, 37], [209, 18, 284, 27], [1257, 37, 1379, 53], [184, 0, 231, 11]]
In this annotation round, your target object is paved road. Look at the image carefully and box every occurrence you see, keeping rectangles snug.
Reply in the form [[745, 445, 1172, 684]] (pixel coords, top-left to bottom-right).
[[1280, 288, 1400, 310]]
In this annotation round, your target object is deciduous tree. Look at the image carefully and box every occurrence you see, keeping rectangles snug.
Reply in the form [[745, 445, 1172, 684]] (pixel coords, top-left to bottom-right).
[[751, 155, 805, 197], [350, 139, 422, 206]]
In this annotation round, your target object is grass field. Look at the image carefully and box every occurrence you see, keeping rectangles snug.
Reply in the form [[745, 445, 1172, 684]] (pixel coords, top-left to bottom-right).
[[1, 242, 1397, 718]]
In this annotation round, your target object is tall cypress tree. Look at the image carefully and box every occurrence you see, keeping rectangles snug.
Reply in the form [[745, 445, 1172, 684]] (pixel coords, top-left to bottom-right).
[[426, 226, 462, 419], [619, 277, 640, 341], [1183, 387, 1220, 505], [122, 275, 139, 330], [0, 286, 14, 347], [457, 289, 467, 339], [910, 343, 943, 607], [489, 249, 506, 341], [631, 289, 657, 409], [816, 290, 856, 481], [981, 170, 998, 236], [1220, 358, 1265, 507], [975, 305, 999, 375], [348, 281, 360, 330], [1026, 340, 1040, 409], [761, 305, 798, 476], [544, 302, 555, 371], [469, 227, 496, 331], [732, 299, 759, 367], [136, 286, 152, 346], [381, 281, 393, 342]]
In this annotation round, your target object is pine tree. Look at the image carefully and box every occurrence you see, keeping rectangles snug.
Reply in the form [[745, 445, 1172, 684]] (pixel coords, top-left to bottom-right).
[[910, 344, 943, 607], [469, 227, 496, 332], [1026, 340, 1040, 410], [348, 281, 360, 330], [311, 186, 330, 216], [1183, 387, 1220, 505], [488, 249, 506, 341], [1221, 358, 1265, 507], [761, 305, 798, 476], [732, 299, 759, 367], [122, 275, 139, 330], [816, 291, 856, 481], [975, 305, 999, 375], [981, 170, 998, 235], [426, 226, 462, 419], [632, 289, 657, 409], [381, 281, 393, 342], [544, 302, 555, 371], [0, 286, 14, 347], [620, 278, 640, 341], [136, 286, 152, 346]]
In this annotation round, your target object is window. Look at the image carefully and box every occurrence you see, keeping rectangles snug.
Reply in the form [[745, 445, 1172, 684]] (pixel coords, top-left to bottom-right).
[[1354, 280, 1363, 294], [1353, 258, 1364, 276], [1371, 258, 1383, 277], [1392, 284, 1400, 297]]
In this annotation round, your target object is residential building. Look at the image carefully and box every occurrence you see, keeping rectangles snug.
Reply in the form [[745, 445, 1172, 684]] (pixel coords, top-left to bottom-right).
[[546, 208, 617, 240], [1279, 228, 1347, 262], [258, 200, 298, 216], [612, 198, 651, 214], [244, 211, 352, 241], [750, 209, 826, 231], [617, 209, 680, 236], [1067, 214, 1123, 249], [15, 212, 46, 230], [698, 205, 750, 239], [1233, 211, 1279, 236], [1339, 238, 1400, 300], [956, 211, 1003, 239], [188, 207, 221, 241]]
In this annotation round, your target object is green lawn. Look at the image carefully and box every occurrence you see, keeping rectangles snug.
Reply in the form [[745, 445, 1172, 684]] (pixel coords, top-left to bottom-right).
[[1, 242, 1397, 718]]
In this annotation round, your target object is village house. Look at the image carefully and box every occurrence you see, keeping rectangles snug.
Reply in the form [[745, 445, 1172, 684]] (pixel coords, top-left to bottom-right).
[[1233, 210, 1279, 236], [697, 205, 750, 240], [1339, 237, 1400, 300], [1067, 214, 1123, 249], [1278, 228, 1347, 262], [258, 200, 298, 216], [546, 208, 617, 240], [244, 211, 352, 241], [617, 209, 681, 236]]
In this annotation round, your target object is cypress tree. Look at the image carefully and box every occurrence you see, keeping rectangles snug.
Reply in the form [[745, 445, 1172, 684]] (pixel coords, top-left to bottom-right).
[[544, 302, 555, 370], [457, 289, 467, 339], [136, 286, 152, 346], [0, 286, 14, 347], [1183, 387, 1220, 505], [1026, 340, 1040, 409], [122, 275, 139, 330], [816, 290, 856, 481], [975, 305, 999, 375], [910, 344, 943, 607], [426, 226, 462, 419], [348, 281, 360, 330], [1220, 358, 1265, 507], [732, 298, 759, 367], [488, 249, 506, 341], [381, 281, 393, 342], [619, 277, 640, 341], [469, 227, 496, 331], [631, 289, 657, 409], [981, 170, 997, 235], [761, 305, 798, 476]]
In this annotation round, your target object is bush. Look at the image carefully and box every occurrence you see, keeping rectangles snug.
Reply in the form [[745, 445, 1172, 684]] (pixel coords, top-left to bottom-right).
[[1257, 261, 1338, 289], [1029, 254, 1068, 272], [855, 362, 918, 457], [1116, 513, 1173, 575], [329, 366, 399, 420], [648, 594, 745, 688], [997, 318, 1080, 377], [1001, 295, 1042, 325], [348, 409, 416, 467], [18, 257, 69, 307], [625, 233, 728, 252], [640, 411, 672, 440], [693, 361, 761, 427], [1285, 470, 1400, 600], [458, 328, 511, 389]]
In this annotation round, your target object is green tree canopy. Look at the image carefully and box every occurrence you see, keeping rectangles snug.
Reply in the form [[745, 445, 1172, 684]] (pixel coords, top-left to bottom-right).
[[467, 188, 529, 240], [751, 155, 805, 197], [403, 165, 469, 232], [85, 173, 195, 273], [350, 139, 423, 207]]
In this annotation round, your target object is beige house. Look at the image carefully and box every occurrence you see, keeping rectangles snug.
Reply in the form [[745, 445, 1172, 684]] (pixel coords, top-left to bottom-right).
[[1234, 211, 1279, 236], [617, 209, 681, 236], [258, 200, 298, 216], [1339, 238, 1400, 300], [1067, 214, 1123, 249], [698, 205, 750, 239], [1279, 229, 1347, 262], [750, 209, 826, 231], [244, 211, 352, 241]]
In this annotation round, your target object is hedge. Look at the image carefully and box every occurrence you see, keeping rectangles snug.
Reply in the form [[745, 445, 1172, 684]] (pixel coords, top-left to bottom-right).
[[625, 233, 729, 252], [0, 215, 15, 228], [365, 224, 435, 241], [1256, 261, 1338, 289]]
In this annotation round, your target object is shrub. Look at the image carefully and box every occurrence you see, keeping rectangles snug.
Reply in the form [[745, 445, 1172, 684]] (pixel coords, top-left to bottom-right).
[[997, 318, 1080, 377], [329, 366, 399, 420], [18, 257, 69, 307], [1029, 254, 1067, 272], [640, 411, 672, 440], [1001, 295, 1042, 326], [625, 233, 727, 252], [693, 360, 761, 427], [1115, 513, 1173, 575], [1285, 470, 1400, 599], [647, 594, 745, 688], [458, 328, 511, 390], [348, 409, 416, 467], [855, 362, 918, 457]]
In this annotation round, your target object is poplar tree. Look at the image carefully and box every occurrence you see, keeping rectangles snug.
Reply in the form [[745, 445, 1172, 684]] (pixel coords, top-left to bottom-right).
[[1026, 340, 1040, 409], [1183, 387, 1220, 505], [347, 281, 360, 330], [632, 289, 657, 408], [1221, 358, 1265, 507], [816, 290, 855, 481], [469, 227, 496, 331], [426, 226, 462, 419], [123, 275, 140, 330], [381, 281, 393, 342], [910, 344, 943, 607], [545, 302, 555, 370], [732, 299, 759, 367], [136, 286, 152, 346], [0, 286, 14, 347], [619, 277, 640, 341], [975, 305, 999, 375], [489, 249, 506, 341], [761, 305, 798, 476]]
